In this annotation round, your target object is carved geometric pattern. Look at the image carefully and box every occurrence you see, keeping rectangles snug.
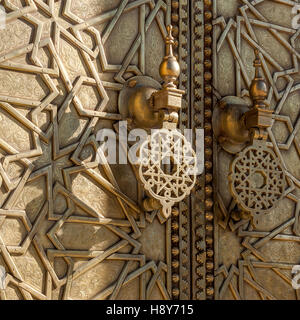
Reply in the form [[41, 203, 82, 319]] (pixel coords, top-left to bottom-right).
[[139, 129, 197, 218], [214, 0, 300, 300], [229, 141, 287, 225], [0, 0, 172, 300]]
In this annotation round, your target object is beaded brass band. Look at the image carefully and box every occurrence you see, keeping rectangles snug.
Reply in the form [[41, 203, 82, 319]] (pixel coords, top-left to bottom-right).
[[170, 0, 190, 300], [170, 0, 214, 300], [203, 0, 214, 300]]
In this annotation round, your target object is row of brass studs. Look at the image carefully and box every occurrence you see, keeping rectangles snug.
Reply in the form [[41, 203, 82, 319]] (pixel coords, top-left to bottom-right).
[[170, 0, 182, 300], [203, 0, 214, 299]]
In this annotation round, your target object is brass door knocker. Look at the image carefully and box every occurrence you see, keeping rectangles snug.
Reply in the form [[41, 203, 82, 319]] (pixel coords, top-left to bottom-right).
[[213, 50, 287, 227], [118, 26, 198, 219]]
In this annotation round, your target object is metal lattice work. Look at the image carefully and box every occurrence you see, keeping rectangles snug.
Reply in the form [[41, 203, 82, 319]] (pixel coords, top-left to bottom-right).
[[214, 0, 300, 301], [229, 141, 287, 226], [139, 129, 197, 218]]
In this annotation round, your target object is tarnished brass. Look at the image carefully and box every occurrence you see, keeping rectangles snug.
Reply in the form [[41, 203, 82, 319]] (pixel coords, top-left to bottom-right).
[[242, 50, 273, 131], [243, 49, 274, 140], [143, 197, 162, 211], [249, 49, 269, 109]]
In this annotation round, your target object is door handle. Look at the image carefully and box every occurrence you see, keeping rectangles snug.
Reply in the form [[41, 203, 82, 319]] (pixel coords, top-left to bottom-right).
[[212, 50, 287, 227], [118, 25, 198, 219]]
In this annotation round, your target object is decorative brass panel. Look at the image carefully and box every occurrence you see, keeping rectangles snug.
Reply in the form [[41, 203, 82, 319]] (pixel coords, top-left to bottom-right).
[[213, 0, 300, 300], [0, 0, 176, 300], [0, 0, 299, 301]]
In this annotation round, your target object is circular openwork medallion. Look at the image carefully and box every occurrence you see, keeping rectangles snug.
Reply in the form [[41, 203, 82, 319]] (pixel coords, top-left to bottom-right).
[[139, 129, 197, 218], [229, 142, 286, 226]]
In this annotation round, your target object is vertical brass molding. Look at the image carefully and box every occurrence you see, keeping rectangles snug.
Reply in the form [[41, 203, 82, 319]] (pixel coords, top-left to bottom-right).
[[177, 0, 191, 301], [191, 0, 214, 300], [172, 0, 215, 301], [203, 0, 214, 300], [191, 0, 205, 300], [170, 0, 180, 300], [212, 0, 218, 301], [169, 0, 191, 300], [191, 0, 204, 300]]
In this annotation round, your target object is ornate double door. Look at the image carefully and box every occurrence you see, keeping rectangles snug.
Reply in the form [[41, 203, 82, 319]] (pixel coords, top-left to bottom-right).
[[0, 0, 299, 300]]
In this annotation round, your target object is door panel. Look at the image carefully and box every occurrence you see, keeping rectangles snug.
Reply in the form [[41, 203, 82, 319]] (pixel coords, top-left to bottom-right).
[[0, 0, 299, 301], [213, 0, 300, 300], [0, 0, 172, 300]]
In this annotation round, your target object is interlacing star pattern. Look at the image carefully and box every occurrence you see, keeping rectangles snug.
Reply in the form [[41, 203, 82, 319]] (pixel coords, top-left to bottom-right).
[[0, 0, 172, 300], [215, 0, 300, 300]]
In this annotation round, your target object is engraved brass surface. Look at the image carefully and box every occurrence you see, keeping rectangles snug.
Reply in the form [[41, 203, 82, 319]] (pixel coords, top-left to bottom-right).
[[213, 0, 300, 301], [0, 0, 299, 302], [0, 0, 174, 301]]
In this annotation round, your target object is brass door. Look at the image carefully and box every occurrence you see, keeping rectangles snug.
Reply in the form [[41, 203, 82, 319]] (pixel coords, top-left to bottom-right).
[[212, 0, 300, 300], [0, 0, 299, 301], [0, 0, 173, 300]]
